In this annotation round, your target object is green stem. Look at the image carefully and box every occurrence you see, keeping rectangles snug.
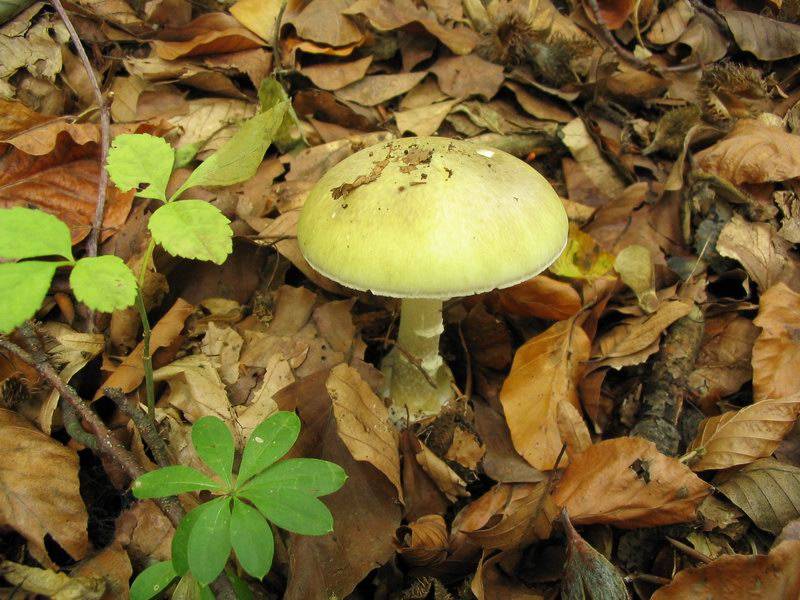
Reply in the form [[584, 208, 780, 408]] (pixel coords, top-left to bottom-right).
[[135, 289, 155, 422], [138, 238, 156, 289]]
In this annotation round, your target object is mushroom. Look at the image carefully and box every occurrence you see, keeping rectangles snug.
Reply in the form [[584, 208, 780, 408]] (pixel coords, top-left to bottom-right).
[[297, 136, 568, 421]]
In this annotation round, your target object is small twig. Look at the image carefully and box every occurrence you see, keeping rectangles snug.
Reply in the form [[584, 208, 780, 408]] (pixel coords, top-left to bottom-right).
[[373, 338, 439, 389], [271, 0, 288, 75], [105, 387, 171, 468], [626, 573, 673, 586], [61, 400, 98, 450], [666, 536, 713, 564], [584, 0, 651, 70], [134, 289, 156, 422], [50, 0, 110, 260], [0, 336, 183, 528], [456, 322, 473, 402]]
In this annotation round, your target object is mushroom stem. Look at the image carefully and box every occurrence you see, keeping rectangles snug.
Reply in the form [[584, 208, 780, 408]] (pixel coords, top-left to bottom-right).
[[383, 298, 455, 422]]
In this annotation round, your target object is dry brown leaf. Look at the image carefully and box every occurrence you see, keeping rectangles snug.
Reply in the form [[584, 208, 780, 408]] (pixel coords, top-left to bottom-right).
[[723, 10, 800, 60], [504, 81, 573, 123], [689, 313, 759, 411], [495, 275, 582, 321], [415, 438, 469, 501], [651, 540, 800, 599], [464, 481, 558, 551], [336, 71, 428, 106], [0, 98, 50, 137], [343, 0, 479, 54], [396, 514, 449, 567], [152, 12, 264, 60], [717, 216, 800, 293], [444, 426, 486, 471], [0, 408, 88, 565], [500, 318, 591, 471], [752, 283, 800, 402], [591, 300, 693, 369], [326, 364, 402, 500], [430, 53, 504, 100], [695, 119, 800, 185], [671, 13, 729, 64], [287, 0, 363, 47], [553, 437, 711, 528], [0, 561, 105, 600], [585, 0, 635, 29], [395, 98, 459, 136], [72, 542, 133, 600], [0, 136, 134, 244], [687, 394, 800, 471], [400, 430, 449, 521], [229, 0, 282, 40], [646, 0, 694, 44], [560, 118, 627, 199], [96, 299, 194, 399], [113, 500, 174, 565], [301, 56, 372, 91], [556, 400, 592, 460], [462, 303, 513, 370]]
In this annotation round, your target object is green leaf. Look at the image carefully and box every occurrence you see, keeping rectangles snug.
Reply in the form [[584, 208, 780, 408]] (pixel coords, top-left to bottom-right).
[[0, 0, 35, 25], [230, 498, 274, 579], [0, 261, 57, 334], [174, 143, 201, 169], [129, 560, 177, 600], [240, 488, 334, 535], [242, 458, 346, 497], [237, 411, 301, 485], [174, 102, 289, 198], [200, 586, 216, 600], [192, 416, 235, 487], [131, 466, 221, 499], [227, 570, 254, 600], [148, 201, 232, 265], [0, 207, 73, 260], [70, 255, 137, 312], [106, 133, 175, 202], [172, 504, 205, 576], [258, 77, 304, 152], [187, 497, 232, 585]]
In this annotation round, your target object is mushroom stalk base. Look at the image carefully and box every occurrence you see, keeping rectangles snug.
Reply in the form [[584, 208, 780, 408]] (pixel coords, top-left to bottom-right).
[[382, 298, 455, 423]]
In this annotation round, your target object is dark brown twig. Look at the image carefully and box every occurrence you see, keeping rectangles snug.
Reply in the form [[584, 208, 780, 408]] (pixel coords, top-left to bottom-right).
[[0, 335, 183, 528], [584, 0, 650, 70], [105, 387, 172, 468], [50, 0, 110, 259], [666, 536, 713, 564]]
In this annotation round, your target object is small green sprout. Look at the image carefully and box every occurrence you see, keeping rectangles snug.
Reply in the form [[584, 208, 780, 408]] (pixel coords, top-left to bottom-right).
[[129, 411, 347, 600]]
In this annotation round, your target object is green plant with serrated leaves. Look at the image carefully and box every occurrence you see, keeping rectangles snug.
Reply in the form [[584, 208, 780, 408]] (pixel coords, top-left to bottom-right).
[[0, 207, 138, 333], [129, 411, 346, 600]]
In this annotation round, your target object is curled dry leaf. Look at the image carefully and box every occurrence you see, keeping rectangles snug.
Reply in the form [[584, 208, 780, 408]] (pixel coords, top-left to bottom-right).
[[716, 216, 800, 294], [752, 283, 800, 402], [722, 10, 800, 60], [415, 438, 469, 502], [584, 0, 635, 29], [694, 119, 800, 185], [0, 408, 88, 565], [553, 437, 712, 528], [494, 275, 582, 321], [716, 458, 800, 535], [152, 12, 265, 60], [646, 0, 694, 44], [686, 394, 800, 471], [0, 561, 105, 600], [651, 540, 800, 599], [396, 514, 449, 567], [326, 363, 403, 500], [500, 318, 591, 471]]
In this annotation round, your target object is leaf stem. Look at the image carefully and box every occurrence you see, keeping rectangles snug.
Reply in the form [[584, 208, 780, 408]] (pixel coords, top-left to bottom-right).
[[134, 288, 156, 422]]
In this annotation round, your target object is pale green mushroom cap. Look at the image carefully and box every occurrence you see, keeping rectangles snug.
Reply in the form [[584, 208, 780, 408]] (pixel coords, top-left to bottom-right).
[[297, 136, 568, 298]]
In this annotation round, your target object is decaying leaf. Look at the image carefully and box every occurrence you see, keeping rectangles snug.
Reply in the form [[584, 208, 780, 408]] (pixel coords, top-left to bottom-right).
[[723, 10, 800, 60], [716, 458, 800, 535], [415, 438, 469, 502], [0, 408, 88, 565], [686, 394, 800, 471], [152, 12, 265, 60], [495, 275, 582, 321], [327, 364, 402, 500], [652, 540, 800, 599], [752, 283, 800, 402], [613, 245, 658, 313], [500, 317, 591, 470], [550, 224, 615, 281], [396, 514, 449, 567], [0, 561, 105, 600], [553, 437, 711, 528]]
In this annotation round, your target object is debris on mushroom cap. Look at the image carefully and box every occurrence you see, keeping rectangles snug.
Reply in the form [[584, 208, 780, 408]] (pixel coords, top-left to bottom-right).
[[297, 136, 569, 299]]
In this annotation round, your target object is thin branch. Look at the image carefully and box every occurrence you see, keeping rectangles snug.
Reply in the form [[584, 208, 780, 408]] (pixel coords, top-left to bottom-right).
[[584, 0, 650, 70], [666, 536, 713, 564], [271, 0, 288, 75], [50, 0, 110, 259], [0, 335, 183, 528], [105, 387, 172, 468]]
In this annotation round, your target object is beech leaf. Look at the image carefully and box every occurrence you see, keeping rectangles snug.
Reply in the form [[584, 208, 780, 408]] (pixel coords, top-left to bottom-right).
[[752, 283, 800, 402]]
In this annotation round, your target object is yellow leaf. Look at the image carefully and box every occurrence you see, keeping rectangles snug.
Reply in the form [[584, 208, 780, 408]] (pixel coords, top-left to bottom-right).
[[550, 224, 615, 281]]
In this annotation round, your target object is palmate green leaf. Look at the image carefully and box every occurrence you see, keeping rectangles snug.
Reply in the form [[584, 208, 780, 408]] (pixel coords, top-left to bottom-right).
[[240, 488, 334, 536], [241, 458, 346, 497], [131, 465, 221, 499], [129, 560, 177, 600], [230, 498, 274, 579], [107, 133, 175, 202], [70, 255, 137, 312], [0, 261, 57, 334], [173, 101, 289, 198], [192, 416, 234, 487], [0, 207, 73, 261], [237, 411, 301, 485], [172, 504, 206, 577], [187, 496, 232, 585], [148, 201, 232, 265]]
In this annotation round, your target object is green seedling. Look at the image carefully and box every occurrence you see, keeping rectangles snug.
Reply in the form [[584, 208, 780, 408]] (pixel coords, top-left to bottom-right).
[[129, 411, 347, 600], [0, 207, 137, 333]]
